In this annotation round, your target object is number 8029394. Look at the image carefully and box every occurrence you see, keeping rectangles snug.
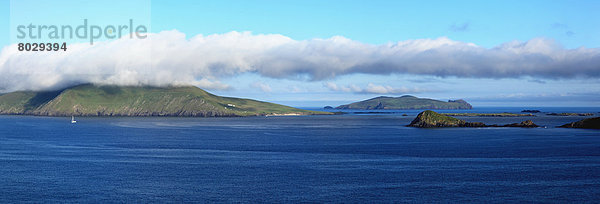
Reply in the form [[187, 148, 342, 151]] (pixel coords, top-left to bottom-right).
[[18, 43, 67, 51]]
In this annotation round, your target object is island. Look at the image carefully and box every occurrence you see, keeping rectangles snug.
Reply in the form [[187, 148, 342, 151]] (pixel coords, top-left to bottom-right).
[[559, 117, 600, 129], [547, 113, 594, 116], [0, 84, 331, 117], [407, 110, 539, 128], [335, 95, 472, 110], [442, 113, 534, 117], [521, 110, 541, 113]]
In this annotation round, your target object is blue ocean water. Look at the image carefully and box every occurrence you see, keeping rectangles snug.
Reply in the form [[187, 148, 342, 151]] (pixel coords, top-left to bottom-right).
[[0, 107, 599, 202]]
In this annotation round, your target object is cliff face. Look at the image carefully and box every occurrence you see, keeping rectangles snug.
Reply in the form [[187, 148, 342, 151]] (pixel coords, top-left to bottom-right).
[[0, 84, 329, 117], [336, 95, 472, 110], [407, 110, 538, 128], [559, 117, 600, 129]]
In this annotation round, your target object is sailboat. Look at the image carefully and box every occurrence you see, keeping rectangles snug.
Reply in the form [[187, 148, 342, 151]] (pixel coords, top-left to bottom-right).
[[71, 116, 77, 124]]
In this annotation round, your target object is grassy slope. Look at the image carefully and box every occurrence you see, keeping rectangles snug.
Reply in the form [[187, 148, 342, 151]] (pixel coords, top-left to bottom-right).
[[337, 95, 471, 110], [0, 92, 35, 113], [0, 90, 62, 114], [0, 84, 329, 117]]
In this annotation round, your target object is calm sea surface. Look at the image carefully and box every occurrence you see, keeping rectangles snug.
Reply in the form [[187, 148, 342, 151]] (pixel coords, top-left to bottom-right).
[[1, 107, 599, 202]]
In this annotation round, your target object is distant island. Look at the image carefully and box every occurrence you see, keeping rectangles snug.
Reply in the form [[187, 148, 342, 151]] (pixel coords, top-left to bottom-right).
[[547, 113, 594, 116], [407, 110, 538, 128], [559, 117, 600, 129], [442, 113, 534, 117], [335, 95, 472, 110], [0, 84, 330, 117]]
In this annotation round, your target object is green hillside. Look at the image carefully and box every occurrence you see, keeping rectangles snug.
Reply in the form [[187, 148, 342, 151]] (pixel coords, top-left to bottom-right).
[[0, 84, 329, 117], [336, 95, 472, 110]]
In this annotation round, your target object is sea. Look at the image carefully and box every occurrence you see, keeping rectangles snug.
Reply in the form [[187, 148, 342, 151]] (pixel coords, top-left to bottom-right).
[[0, 107, 599, 202]]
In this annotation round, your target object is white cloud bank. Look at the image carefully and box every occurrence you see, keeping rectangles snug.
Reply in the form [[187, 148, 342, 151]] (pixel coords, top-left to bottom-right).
[[1, 30, 599, 92]]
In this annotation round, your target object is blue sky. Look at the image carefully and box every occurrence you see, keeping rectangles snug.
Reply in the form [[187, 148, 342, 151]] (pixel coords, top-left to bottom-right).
[[1, 0, 599, 107], [149, 0, 600, 48]]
